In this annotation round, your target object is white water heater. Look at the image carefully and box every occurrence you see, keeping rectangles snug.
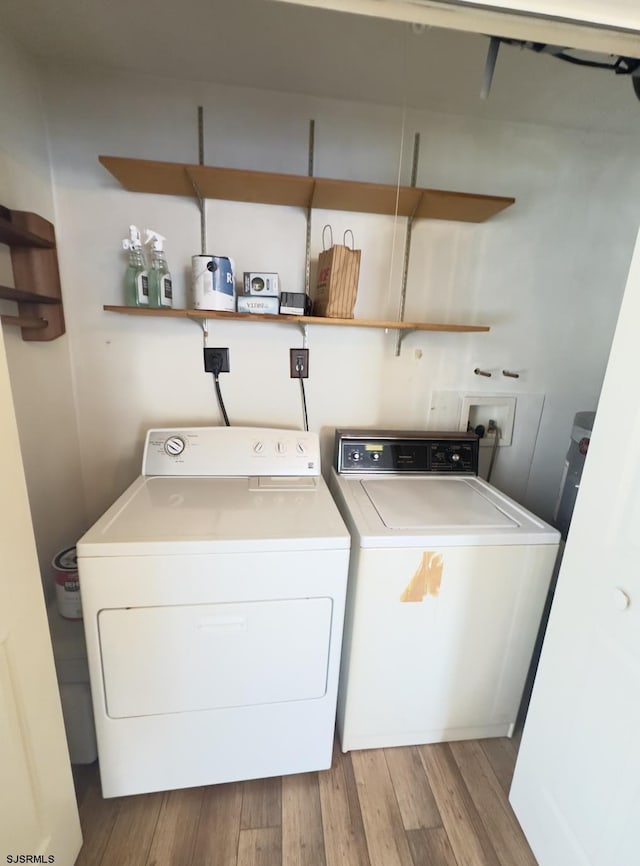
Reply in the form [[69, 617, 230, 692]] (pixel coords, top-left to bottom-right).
[[553, 411, 595, 539]]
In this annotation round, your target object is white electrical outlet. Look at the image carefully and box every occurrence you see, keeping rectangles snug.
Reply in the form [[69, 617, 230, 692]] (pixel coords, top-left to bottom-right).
[[459, 395, 517, 447]]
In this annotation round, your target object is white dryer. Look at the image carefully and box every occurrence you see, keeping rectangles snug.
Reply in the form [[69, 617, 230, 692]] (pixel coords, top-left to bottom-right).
[[328, 429, 560, 752], [77, 427, 350, 797]]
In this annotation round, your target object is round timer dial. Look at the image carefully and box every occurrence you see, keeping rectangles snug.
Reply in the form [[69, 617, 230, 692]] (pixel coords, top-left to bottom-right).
[[164, 436, 186, 456]]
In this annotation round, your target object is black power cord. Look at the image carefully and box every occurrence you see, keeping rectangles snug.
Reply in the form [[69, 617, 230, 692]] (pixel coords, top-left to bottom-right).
[[213, 372, 230, 427], [487, 420, 500, 484], [489, 38, 640, 103], [298, 377, 309, 432]]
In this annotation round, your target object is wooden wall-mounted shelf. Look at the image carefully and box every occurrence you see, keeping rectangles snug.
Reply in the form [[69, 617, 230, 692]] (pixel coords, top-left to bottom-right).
[[99, 156, 515, 223], [0, 206, 65, 341], [103, 305, 490, 336], [99, 153, 505, 347]]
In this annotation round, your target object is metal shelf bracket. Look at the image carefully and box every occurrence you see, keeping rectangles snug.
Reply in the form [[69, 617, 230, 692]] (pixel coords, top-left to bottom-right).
[[395, 327, 416, 350], [297, 322, 309, 347]]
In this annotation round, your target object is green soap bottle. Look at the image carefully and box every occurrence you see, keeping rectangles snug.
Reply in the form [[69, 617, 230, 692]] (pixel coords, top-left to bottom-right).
[[145, 230, 173, 308], [122, 225, 149, 306]]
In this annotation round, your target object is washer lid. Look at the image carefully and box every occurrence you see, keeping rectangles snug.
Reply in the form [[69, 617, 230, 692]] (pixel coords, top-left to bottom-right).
[[77, 474, 349, 556], [330, 471, 559, 547], [362, 478, 517, 530]]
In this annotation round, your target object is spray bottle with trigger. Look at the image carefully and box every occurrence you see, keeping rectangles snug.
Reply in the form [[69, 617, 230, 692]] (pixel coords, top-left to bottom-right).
[[122, 225, 149, 306], [145, 230, 173, 308]]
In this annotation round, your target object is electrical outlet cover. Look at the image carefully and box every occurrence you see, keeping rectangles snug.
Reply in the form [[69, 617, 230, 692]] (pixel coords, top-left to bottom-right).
[[289, 348, 309, 379]]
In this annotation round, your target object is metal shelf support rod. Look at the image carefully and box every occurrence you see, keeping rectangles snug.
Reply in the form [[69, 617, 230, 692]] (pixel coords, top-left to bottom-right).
[[305, 119, 315, 296], [395, 132, 421, 357]]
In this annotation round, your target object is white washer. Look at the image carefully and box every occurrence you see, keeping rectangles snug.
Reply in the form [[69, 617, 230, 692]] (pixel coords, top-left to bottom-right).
[[77, 427, 350, 798], [328, 429, 560, 752]]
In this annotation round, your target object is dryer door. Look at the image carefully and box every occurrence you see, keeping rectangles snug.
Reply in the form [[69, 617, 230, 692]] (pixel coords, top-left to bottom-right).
[[98, 597, 332, 718]]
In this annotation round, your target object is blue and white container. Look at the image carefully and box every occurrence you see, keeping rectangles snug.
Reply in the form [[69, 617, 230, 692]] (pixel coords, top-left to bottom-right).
[[191, 255, 236, 311]]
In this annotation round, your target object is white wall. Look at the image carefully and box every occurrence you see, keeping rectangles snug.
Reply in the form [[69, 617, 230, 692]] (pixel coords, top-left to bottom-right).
[[40, 63, 640, 523], [0, 31, 86, 600]]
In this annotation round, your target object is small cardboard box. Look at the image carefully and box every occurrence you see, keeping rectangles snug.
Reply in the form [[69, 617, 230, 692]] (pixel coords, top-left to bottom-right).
[[244, 272, 280, 296], [280, 292, 312, 316], [237, 296, 280, 315]]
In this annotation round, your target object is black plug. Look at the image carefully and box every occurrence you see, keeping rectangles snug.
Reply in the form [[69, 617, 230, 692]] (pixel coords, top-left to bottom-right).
[[204, 348, 230, 376]]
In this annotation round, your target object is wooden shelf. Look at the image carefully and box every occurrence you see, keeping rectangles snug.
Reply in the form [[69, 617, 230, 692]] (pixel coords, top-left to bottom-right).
[[0, 313, 49, 331], [99, 154, 503, 345], [0, 206, 56, 249], [0, 205, 65, 341], [0, 285, 63, 304], [99, 156, 514, 223], [103, 305, 490, 334]]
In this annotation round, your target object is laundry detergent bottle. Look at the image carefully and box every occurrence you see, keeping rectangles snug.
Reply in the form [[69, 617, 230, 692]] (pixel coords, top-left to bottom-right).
[[145, 230, 173, 308], [122, 225, 149, 306]]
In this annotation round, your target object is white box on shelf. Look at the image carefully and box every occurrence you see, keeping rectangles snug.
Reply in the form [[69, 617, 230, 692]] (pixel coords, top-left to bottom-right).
[[237, 296, 280, 315]]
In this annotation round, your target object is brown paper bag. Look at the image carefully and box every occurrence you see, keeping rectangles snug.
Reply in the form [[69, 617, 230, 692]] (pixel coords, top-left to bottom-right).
[[314, 226, 361, 318]]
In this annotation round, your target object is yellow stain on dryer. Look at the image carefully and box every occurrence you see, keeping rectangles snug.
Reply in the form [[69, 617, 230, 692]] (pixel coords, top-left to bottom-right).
[[400, 551, 443, 602]]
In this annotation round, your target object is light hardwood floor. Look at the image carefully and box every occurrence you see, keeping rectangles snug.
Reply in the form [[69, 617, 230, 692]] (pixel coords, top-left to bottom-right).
[[72, 737, 536, 866]]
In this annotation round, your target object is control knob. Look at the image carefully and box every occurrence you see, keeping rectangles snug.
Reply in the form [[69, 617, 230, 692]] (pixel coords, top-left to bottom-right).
[[371, 452, 381, 461], [164, 436, 185, 456], [350, 451, 362, 462], [451, 453, 461, 463]]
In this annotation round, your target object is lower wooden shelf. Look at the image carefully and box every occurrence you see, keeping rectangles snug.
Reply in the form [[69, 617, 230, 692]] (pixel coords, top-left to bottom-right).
[[0, 313, 49, 331], [103, 305, 490, 334]]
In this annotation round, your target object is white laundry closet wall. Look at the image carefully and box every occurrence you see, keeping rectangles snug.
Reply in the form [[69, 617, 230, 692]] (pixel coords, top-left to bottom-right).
[[2, 19, 640, 556], [39, 61, 640, 523]]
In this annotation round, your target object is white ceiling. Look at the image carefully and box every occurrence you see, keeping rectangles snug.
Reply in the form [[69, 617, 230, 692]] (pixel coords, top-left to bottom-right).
[[2, 0, 640, 133]]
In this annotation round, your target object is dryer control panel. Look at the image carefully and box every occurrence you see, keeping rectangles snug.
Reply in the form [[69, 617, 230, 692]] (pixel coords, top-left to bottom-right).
[[143, 427, 320, 476], [335, 430, 478, 475]]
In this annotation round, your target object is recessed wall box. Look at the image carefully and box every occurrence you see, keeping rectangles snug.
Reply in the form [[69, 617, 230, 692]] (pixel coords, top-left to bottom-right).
[[459, 395, 516, 447]]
